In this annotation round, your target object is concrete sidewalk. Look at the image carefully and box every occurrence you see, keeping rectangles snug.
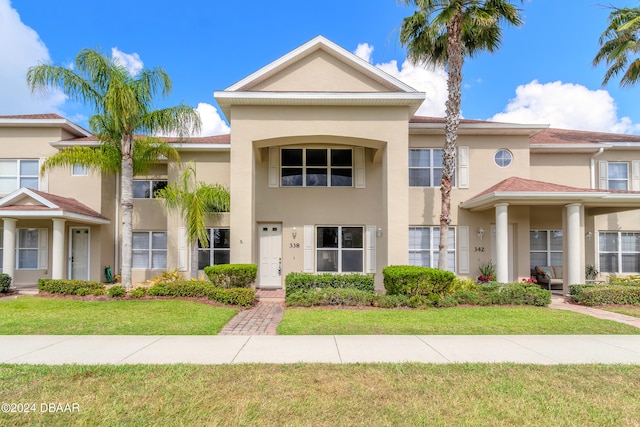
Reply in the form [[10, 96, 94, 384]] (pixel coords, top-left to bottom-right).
[[2, 334, 640, 365]]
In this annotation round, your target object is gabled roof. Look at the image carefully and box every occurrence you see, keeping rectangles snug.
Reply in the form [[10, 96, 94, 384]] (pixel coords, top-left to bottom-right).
[[0, 114, 92, 138], [215, 36, 425, 119], [461, 176, 640, 211], [0, 188, 110, 224]]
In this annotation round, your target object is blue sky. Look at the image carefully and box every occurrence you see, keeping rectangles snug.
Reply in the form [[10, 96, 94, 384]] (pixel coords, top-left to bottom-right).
[[2, 0, 640, 135]]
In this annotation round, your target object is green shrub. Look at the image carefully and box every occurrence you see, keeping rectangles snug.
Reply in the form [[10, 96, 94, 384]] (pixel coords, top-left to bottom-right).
[[129, 287, 147, 298], [374, 294, 411, 308], [285, 272, 374, 296], [452, 283, 550, 306], [38, 279, 105, 295], [572, 284, 640, 306], [286, 288, 375, 307], [107, 285, 126, 298], [383, 265, 456, 297], [204, 264, 257, 288], [147, 280, 214, 298], [437, 294, 459, 308], [0, 273, 11, 293], [208, 287, 255, 307]]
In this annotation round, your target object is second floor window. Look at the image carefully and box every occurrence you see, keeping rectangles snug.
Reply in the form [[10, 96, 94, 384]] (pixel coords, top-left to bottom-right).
[[133, 180, 167, 198], [608, 162, 629, 190], [281, 148, 353, 187], [0, 159, 39, 194], [409, 149, 454, 187]]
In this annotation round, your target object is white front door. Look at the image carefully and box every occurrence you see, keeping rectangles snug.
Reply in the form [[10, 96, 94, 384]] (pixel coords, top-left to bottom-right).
[[258, 224, 282, 288], [69, 227, 90, 280]]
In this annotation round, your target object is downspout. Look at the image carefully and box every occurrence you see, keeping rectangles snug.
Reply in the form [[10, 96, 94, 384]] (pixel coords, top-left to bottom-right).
[[590, 148, 605, 189]]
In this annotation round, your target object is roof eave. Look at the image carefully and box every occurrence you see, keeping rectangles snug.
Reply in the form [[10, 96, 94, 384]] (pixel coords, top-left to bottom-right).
[[0, 117, 92, 138], [410, 122, 549, 136], [461, 191, 637, 211]]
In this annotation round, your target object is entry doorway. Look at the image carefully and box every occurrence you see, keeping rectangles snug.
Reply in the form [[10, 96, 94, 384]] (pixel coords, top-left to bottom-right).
[[258, 223, 282, 288], [69, 227, 90, 280]]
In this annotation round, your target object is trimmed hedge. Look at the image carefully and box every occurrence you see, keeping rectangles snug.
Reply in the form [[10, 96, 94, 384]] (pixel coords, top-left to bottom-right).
[[38, 279, 105, 295], [570, 284, 640, 306], [147, 280, 255, 307], [0, 273, 11, 293], [383, 265, 456, 297], [286, 288, 375, 307], [204, 264, 257, 288], [285, 272, 374, 296], [453, 283, 551, 307]]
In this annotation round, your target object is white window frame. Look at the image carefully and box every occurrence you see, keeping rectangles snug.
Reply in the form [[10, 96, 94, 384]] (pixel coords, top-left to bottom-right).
[[280, 148, 353, 187], [494, 149, 513, 168], [316, 225, 364, 273], [15, 228, 44, 270], [72, 164, 88, 176], [599, 231, 640, 273], [132, 231, 167, 269], [197, 228, 231, 270], [529, 230, 563, 268], [409, 148, 455, 187], [0, 159, 39, 193], [408, 226, 456, 272], [133, 179, 168, 199], [608, 162, 629, 190]]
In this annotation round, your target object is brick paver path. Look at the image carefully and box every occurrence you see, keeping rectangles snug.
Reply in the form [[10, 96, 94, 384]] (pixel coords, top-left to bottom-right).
[[218, 302, 285, 335]]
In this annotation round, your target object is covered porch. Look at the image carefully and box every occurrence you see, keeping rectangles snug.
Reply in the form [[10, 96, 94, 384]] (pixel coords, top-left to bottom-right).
[[461, 177, 640, 294], [0, 188, 110, 284]]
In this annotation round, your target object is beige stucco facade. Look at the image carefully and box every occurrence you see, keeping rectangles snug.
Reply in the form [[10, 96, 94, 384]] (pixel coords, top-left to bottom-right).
[[2, 36, 640, 293]]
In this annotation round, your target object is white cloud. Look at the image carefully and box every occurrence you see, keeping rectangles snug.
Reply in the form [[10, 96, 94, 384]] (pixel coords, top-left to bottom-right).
[[111, 47, 143, 76], [490, 80, 640, 134], [0, 0, 66, 114], [354, 43, 449, 117], [195, 103, 230, 136], [354, 43, 374, 63]]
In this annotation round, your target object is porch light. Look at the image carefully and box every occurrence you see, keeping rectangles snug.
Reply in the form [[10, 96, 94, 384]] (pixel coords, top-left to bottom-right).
[[292, 227, 297, 239], [586, 231, 593, 239], [477, 227, 485, 240], [376, 227, 383, 237]]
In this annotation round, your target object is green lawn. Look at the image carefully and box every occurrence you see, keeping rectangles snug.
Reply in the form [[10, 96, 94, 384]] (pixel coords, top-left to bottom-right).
[[0, 296, 238, 335], [603, 306, 640, 318], [278, 306, 640, 335], [1, 364, 639, 426]]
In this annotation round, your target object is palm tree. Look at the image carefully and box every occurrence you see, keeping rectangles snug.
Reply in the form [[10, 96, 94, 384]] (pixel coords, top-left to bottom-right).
[[27, 48, 201, 287], [399, 0, 523, 270], [593, 5, 640, 87], [156, 163, 230, 278]]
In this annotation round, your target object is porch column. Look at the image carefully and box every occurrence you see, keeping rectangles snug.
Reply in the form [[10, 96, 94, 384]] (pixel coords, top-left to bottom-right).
[[495, 203, 509, 283], [51, 219, 66, 280], [2, 218, 17, 279], [565, 203, 582, 290]]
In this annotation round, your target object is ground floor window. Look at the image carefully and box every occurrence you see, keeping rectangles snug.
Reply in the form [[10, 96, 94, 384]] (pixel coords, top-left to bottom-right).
[[16, 228, 40, 269], [529, 230, 562, 268], [408, 226, 456, 272], [133, 231, 167, 269], [198, 228, 230, 270], [599, 231, 640, 273], [316, 226, 363, 272]]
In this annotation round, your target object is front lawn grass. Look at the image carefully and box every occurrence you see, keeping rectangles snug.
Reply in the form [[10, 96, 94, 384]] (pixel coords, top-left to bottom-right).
[[1, 364, 639, 426], [278, 306, 640, 335], [603, 306, 640, 318], [0, 296, 238, 335]]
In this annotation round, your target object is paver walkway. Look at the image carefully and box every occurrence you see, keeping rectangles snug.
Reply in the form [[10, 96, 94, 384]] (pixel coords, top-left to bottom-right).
[[218, 302, 284, 335]]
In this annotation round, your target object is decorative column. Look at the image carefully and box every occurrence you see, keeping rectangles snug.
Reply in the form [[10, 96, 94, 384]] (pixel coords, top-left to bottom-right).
[[51, 219, 66, 279], [495, 203, 509, 283], [2, 218, 17, 279], [565, 203, 582, 290]]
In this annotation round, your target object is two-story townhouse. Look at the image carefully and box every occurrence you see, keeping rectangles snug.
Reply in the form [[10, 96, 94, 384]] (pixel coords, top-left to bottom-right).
[[2, 36, 640, 295]]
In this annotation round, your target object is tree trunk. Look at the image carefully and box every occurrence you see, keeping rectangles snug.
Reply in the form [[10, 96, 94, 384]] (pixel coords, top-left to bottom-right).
[[190, 240, 199, 280], [120, 134, 134, 288], [439, 13, 464, 271]]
